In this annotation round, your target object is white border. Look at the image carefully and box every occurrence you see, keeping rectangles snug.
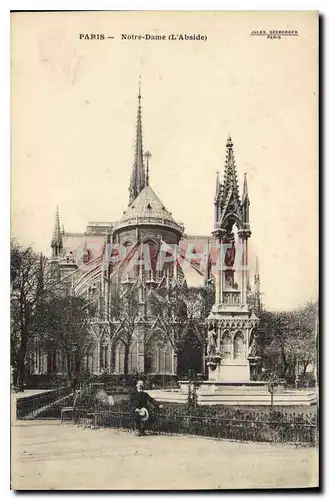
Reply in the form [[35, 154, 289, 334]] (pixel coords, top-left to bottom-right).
[[2, 1, 327, 498], [2, 0, 326, 11]]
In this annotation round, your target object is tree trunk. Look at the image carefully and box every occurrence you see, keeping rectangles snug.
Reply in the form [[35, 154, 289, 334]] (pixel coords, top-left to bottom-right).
[[75, 357, 82, 374], [302, 359, 311, 377], [124, 345, 130, 376], [285, 356, 296, 383], [13, 367, 18, 387], [280, 346, 289, 380], [16, 344, 27, 391], [66, 354, 72, 380]]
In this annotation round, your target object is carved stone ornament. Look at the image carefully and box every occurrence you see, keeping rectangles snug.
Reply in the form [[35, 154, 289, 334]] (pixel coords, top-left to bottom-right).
[[213, 314, 259, 331], [205, 353, 221, 370]]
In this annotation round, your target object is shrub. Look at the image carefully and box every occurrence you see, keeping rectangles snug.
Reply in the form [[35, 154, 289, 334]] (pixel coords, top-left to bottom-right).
[[24, 374, 70, 389]]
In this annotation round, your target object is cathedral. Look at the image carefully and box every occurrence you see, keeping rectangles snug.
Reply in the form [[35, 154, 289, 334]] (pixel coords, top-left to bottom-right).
[[29, 87, 261, 379]]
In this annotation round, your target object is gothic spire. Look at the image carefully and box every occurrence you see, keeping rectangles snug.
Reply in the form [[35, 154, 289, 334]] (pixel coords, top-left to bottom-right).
[[129, 80, 146, 205], [214, 171, 221, 201], [51, 207, 62, 245], [51, 206, 63, 257], [214, 171, 222, 226], [213, 135, 244, 232], [242, 172, 249, 202], [222, 135, 240, 204], [242, 172, 250, 225]]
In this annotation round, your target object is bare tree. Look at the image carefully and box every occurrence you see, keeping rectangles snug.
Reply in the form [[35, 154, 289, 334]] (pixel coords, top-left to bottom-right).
[[41, 294, 93, 379], [10, 240, 50, 389], [258, 301, 318, 383], [110, 282, 141, 375]]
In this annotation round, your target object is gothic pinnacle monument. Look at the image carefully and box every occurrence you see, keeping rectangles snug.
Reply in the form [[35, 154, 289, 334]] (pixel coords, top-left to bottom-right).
[[206, 135, 259, 382]]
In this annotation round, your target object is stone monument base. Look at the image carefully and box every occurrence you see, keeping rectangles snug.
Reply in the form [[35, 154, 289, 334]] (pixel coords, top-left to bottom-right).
[[148, 383, 317, 406], [208, 359, 251, 382]]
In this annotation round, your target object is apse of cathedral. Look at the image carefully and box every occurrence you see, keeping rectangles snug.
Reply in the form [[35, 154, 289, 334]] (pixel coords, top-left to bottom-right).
[[31, 88, 261, 378]]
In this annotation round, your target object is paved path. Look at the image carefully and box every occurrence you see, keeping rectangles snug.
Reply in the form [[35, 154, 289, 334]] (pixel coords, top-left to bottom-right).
[[11, 420, 318, 490]]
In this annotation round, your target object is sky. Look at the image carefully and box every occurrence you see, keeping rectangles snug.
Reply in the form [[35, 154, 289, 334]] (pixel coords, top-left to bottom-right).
[[11, 11, 318, 311]]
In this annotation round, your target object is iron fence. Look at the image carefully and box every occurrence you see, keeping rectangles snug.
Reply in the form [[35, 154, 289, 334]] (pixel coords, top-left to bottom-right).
[[16, 390, 318, 445], [73, 406, 317, 445]]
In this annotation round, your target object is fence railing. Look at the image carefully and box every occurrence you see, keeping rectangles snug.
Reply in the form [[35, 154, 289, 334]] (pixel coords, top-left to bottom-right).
[[72, 407, 317, 445], [17, 390, 318, 445], [16, 387, 73, 419]]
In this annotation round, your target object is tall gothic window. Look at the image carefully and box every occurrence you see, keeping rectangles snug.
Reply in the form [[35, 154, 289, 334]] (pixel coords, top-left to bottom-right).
[[100, 341, 109, 371], [129, 340, 138, 372], [113, 339, 138, 373], [145, 332, 173, 374], [164, 347, 172, 373], [114, 340, 125, 373], [142, 239, 158, 280]]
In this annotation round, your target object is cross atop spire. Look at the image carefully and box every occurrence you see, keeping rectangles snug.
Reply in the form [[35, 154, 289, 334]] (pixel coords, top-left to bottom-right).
[[129, 79, 146, 205], [138, 74, 141, 100], [144, 150, 152, 186]]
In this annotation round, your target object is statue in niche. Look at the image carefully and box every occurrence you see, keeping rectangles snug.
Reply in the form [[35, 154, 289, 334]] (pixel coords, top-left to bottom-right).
[[224, 238, 236, 268], [248, 332, 259, 357], [207, 326, 218, 357]]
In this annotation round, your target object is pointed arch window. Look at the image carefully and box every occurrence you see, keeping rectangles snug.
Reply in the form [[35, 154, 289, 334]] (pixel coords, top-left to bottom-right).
[[113, 339, 138, 374], [233, 331, 244, 359], [100, 341, 109, 371], [143, 239, 158, 279], [221, 331, 232, 359], [129, 340, 138, 372], [114, 340, 125, 373], [145, 332, 173, 374]]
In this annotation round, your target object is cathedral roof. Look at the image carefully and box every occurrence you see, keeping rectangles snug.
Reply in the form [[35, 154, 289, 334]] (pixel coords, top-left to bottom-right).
[[114, 184, 184, 235]]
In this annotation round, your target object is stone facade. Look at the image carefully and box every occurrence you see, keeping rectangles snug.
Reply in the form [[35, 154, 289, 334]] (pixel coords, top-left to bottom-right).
[[28, 93, 260, 379]]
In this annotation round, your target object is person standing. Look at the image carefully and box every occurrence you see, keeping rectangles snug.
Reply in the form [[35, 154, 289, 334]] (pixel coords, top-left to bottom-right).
[[131, 380, 163, 436]]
